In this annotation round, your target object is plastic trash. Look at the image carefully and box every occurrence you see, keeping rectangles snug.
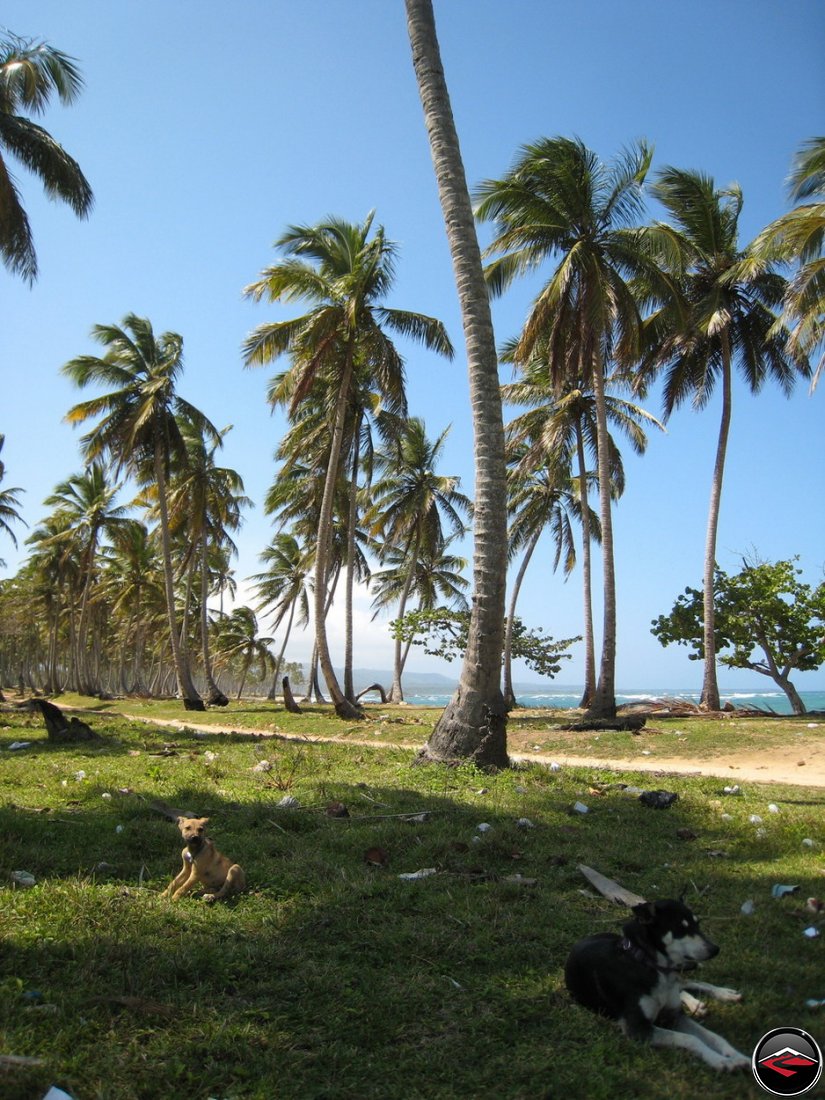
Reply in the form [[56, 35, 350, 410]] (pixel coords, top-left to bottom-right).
[[768, 803, 780, 814], [741, 900, 756, 916], [43, 1088, 75, 1100], [749, 814, 763, 824], [803, 926, 821, 939], [276, 795, 300, 808], [772, 884, 800, 898], [549, 761, 561, 772], [722, 785, 741, 796], [802, 838, 815, 847], [10, 871, 35, 888], [516, 817, 536, 830], [251, 760, 272, 772], [805, 998, 825, 1009], [398, 867, 437, 880], [8, 741, 32, 751], [572, 802, 589, 815], [476, 822, 492, 833]]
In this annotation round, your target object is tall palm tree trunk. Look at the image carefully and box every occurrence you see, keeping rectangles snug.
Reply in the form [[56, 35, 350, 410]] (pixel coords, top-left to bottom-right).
[[389, 528, 423, 703], [700, 348, 732, 711], [313, 349, 362, 719], [154, 444, 204, 709], [406, 0, 509, 768], [344, 428, 361, 704], [574, 419, 597, 708], [587, 352, 618, 719], [503, 529, 541, 709]]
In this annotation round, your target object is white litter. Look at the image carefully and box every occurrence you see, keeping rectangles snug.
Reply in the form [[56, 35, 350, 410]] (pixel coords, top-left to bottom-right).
[[516, 817, 536, 830], [740, 900, 755, 916], [251, 760, 272, 772], [802, 838, 815, 847], [749, 814, 763, 824], [8, 741, 32, 751], [768, 803, 780, 814], [11, 871, 36, 888], [572, 802, 589, 815], [276, 795, 300, 808], [398, 867, 437, 880], [549, 761, 561, 772], [803, 927, 821, 939], [476, 822, 492, 833]]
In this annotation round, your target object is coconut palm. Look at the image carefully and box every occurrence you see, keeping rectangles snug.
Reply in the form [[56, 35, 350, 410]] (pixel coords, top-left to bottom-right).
[[43, 462, 127, 693], [504, 450, 582, 710], [755, 137, 825, 391], [0, 434, 26, 565], [366, 418, 470, 701], [211, 605, 274, 700], [25, 510, 78, 691], [476, 136, 657, 717], [0, 32, 93, 282], [249, 532, 311, 700], [643, 168, 810, 710], [405, 0, 510, 766], [61, 314, 221, 709], [243, 213, 452, 718]]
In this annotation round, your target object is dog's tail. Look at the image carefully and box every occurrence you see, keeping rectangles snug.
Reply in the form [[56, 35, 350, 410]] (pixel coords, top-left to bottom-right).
[[150, 799, 196, 822]]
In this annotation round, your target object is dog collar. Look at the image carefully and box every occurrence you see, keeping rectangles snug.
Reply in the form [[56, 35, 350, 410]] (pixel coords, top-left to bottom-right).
[[619, 936, 682, 974]]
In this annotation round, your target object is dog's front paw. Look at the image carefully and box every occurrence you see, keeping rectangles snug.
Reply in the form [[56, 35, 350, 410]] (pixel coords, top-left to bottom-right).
[[680, 992, 708, 1018], [715, 987, 743, 1004], [722, 1051, 750, 1072], [203, 892, 216, 903]]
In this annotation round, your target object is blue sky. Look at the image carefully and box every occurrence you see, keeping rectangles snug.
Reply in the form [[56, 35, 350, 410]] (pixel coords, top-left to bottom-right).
[[2, 1, 824, 692]]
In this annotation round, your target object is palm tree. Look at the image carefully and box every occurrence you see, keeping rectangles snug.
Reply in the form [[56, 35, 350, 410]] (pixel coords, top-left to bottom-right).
[[405, 0, 510, 767], [643, 168, 810, 710], [211, 605, 275, 700], [167, 423, 251, 704], [0, 32, 93, 282], [243, 213, 452, 718], [43, 462, 127, 693], [25, 511, 78, 691], [61, 314, 221, 709], [476, 136, 657, 717], [366, 418, 470, 701], [504, 451, 581, 709], [755, 137, 825, 390], [249, 532, 311, 700], [0, 434, 25, 565]]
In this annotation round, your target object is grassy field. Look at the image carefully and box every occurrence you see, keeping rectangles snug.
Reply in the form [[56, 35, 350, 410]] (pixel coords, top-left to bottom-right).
[[1, 698, 824, 1099]]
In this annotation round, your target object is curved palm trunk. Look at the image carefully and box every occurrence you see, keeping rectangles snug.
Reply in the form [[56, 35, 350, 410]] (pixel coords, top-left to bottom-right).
[[154, 444, 204, 710], [503, 529, 541, 709], [574, 418, 596, 708], [267, 597, 297, 701], [587, 352, 617, 719], [407, 0, 509, 768], [314, 371, 362, 718], [700, 349, 732, 711], [389, 529, 423, 703]]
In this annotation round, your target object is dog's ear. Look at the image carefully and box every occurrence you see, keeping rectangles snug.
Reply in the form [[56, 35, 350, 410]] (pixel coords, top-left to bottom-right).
[[632, 901, 657, 924]]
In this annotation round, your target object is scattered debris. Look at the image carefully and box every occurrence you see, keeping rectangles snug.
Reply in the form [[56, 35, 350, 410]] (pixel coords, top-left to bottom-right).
[[749, 814, 763, 824], [741, 900, 756, 916], [398, 867, 437, 880], [805, 998, 825, 1009], [251, 760, 272, 773], [476, 822, 492, 833], [771, 884, 800, 898], [276, 795, 300, 809], [768, 803, 780, 814], [577, 864, 647, 907], [10, 870, 35, 888], [806, 898, 824, 913], [722, 785, 741, 796], [639, 789, 678, 809], [802, 838, 815, 848], [364, 847, 389, 868], [803, 927, 821, 939], [0, 1054, 45, 1069], [516, 817, 536, 830], [572, 802, 589, 815], [8, 741, 31, 751]]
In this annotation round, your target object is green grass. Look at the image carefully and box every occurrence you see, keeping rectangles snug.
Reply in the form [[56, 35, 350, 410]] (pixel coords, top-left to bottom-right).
[[1, 702, 824, 1098]]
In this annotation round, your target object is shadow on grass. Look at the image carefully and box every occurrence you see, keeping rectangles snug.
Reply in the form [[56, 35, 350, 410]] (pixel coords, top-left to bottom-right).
[[1, 747, 822, 1099]]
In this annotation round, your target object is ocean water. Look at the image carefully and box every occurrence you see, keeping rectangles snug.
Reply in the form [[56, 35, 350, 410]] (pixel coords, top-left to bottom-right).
[[397, 688, 825, 715]]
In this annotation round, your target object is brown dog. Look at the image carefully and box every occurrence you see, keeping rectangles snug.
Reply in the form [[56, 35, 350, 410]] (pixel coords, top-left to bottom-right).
[[163, 816, 246, 902]]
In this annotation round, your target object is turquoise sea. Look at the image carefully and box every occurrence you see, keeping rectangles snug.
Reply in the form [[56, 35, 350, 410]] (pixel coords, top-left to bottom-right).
[[398, 688, 825, 715]]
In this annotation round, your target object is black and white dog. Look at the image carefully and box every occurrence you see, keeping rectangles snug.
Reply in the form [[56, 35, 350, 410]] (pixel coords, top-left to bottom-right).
[[564, 898, 749, 1071]]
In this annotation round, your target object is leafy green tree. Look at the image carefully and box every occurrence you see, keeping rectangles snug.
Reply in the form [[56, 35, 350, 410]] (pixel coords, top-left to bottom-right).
[[243, 213, 452, 719], [405, 0, 510, 767], [0, 434, 25, 565], [391, 606, 578, 683], [643, 169, 810, 710], [755, 137, 825, 390], [367, 418, 470, 701], [0, 32, 93, 281], [476, 136, 657, 719], [62, 314, 221, 709], [651, 558, 825, 715]]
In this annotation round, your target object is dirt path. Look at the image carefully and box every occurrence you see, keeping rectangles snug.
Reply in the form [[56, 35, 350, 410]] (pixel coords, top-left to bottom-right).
[[127, 714, 825, 789]]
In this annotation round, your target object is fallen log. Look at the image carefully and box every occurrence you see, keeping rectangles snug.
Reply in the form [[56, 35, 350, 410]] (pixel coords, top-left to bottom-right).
[[562, 715, 646, 733]]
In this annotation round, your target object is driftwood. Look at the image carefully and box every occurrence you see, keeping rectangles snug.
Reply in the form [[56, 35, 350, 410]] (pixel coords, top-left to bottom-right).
[[563, 715, 646, 733], [26, 698, 102, 743], [282, 676, 303, 714], [578, 864, 647, 907], [355, 682, 389, 704]]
